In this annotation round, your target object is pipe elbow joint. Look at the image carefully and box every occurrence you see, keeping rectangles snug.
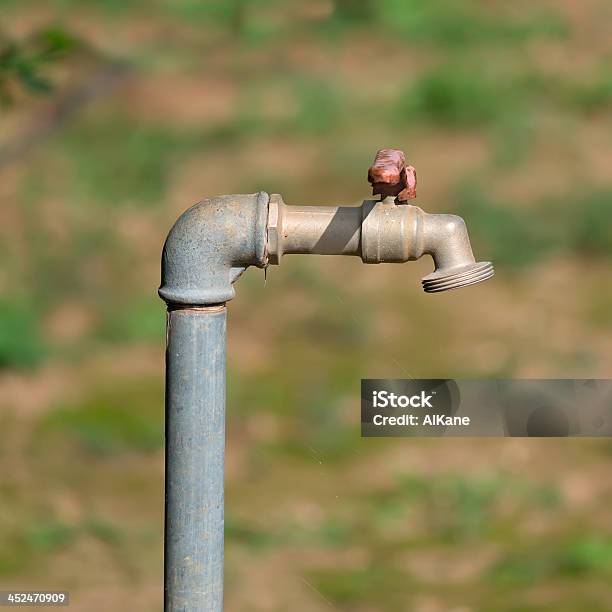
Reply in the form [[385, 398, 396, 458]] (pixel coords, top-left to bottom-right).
[[159, 192, 268, 305]]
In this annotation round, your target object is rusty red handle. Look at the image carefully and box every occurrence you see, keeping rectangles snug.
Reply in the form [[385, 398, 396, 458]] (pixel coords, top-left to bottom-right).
[[368, 148, 417, 202]]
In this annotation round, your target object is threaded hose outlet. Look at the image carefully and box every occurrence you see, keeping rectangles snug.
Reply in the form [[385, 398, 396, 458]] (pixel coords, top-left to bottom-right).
[[421, 261, 494, 293]]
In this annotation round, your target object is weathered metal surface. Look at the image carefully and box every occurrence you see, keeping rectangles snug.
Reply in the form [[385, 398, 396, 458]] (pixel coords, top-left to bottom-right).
[[164, 305, 226, 612], [159, 192, 268, 305], [266, 194, 494, 292], [267, 195, 361, 260], [361, 198, 494, 291], [368, 148, 417, 202]]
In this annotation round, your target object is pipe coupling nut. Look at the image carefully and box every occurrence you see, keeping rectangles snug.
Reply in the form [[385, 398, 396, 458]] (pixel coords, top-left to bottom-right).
[[266, 193, 285, 265]]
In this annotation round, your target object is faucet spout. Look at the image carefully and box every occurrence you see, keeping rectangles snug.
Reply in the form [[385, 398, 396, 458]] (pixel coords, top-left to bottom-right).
[[418, 211, 494, 292]]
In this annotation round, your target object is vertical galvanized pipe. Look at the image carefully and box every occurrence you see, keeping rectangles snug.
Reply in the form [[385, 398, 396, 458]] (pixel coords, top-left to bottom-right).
[[165, 304, 226, 612]]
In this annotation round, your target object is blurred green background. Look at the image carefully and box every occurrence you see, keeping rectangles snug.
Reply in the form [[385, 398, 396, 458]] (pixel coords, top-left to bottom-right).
[[1, 0, 612, 610]]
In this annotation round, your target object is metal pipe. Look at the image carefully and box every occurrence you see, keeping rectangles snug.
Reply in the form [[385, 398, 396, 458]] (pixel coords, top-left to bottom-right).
[[164, 304, 226, 611], [280, 204, 362, 256], [159, 150, 494, 610], [160, 193, 268, 612]]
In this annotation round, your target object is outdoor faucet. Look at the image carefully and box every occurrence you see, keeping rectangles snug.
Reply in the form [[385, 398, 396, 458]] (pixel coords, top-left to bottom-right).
[[158, 148, 493, 611], [267, 194, 494, 293], [268, 148, 493, 292], [160, 147, 493, 305]]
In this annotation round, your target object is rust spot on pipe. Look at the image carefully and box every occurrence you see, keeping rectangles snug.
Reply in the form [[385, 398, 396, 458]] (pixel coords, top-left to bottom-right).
[[368, 148, 417, 202], [167, 304, 226, 314]]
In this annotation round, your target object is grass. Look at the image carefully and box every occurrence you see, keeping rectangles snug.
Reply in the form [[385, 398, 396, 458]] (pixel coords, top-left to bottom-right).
[[588, 288, 612, 329], [24, 519, 78, 552], [97, 296, 164, 343], [398, 64, 518, 128], [456, 186, 560, 268], [83, 517, 126, 545], [0, 513, 127, 577], [229, 351, 363, 463], [2, 0, 612, 609], [38, 382, 164, 455], [0, 298, 47, 368], [396, 62, 612, 130], [58, 117, 200, 208], [371, 473, 502, 543], [307, 565, 410, 609], [457, 185, 612, 268], [374, 0, 567, 47], [570, 190, 612, 256], [293, 77, 342, 135], [489, 534, 612, 587], [226, 513, 355, 553]]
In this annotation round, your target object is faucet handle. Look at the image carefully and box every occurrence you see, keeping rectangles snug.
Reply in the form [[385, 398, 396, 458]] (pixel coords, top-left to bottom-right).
[[368, 148, 417, 202]]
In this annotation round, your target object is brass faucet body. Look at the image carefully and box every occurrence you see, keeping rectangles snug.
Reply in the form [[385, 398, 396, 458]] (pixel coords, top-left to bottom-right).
[[267, 194, 494, 292]]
